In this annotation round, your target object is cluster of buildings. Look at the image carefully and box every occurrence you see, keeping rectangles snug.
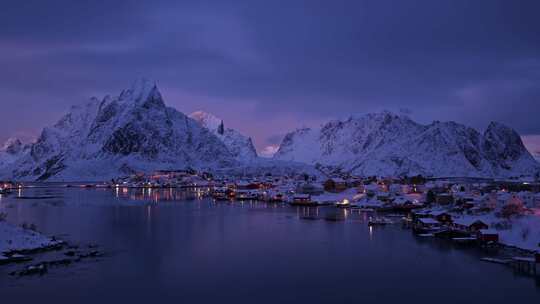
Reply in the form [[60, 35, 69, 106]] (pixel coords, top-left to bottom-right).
[[104, 171, 540, 214], [4, 170, 540, 254], [0, 181, 20, 195]]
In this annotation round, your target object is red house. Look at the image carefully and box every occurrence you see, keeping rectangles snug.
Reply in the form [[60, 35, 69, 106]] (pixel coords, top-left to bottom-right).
[[453, 218, 489, 233], [477, 229, 499, 243]]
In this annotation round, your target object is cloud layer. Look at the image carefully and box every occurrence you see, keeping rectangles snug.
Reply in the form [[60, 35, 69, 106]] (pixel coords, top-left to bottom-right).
[[1, 0, 539, 153]]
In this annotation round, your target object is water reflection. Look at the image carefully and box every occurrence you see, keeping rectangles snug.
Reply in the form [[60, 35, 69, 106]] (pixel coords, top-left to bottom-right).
[[109, 187, 211, 203], [0, 188, 539, 303]]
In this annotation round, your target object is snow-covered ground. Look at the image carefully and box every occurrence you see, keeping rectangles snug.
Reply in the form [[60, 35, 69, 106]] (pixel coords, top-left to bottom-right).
[[497, 215, 540, 251], [484, 212, 540, 251], [443, 210, 540, 251], [0, 221, 58, 254]]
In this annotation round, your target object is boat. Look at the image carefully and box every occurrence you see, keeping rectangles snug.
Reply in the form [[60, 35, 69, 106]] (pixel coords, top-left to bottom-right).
[[335, 199, 351, 208], [480, 257, 512, 265], [211, 187, 231, 201], [235, 190, 259, 200], [367, 217, 393, 226], [358, 208, 375, 212], [290, 194, 318, 206], [412, 218, 442, 234], [417, 233, 435, 237]]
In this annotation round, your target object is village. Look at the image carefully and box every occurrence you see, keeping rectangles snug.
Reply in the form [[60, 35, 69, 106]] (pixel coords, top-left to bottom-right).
[[1, 170, 540, 277], [103, 169, 540, 273]]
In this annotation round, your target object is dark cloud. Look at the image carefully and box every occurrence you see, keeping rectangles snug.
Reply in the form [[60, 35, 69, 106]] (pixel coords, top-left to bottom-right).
[[0, 0, 539, 151]]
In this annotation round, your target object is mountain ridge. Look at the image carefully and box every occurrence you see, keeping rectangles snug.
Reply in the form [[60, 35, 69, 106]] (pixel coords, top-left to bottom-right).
[[1, 83, 537, 180], [274, 111, 539, 177], [0, 79, 238, 181]]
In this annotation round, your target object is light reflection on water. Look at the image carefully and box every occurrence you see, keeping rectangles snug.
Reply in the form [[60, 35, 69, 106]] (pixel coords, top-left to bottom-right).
[[0, 187, 539, 303]]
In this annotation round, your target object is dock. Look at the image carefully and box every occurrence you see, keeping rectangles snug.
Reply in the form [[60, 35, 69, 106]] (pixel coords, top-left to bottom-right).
[[510, 257, 537, 276], [480, 257, 512, 265]]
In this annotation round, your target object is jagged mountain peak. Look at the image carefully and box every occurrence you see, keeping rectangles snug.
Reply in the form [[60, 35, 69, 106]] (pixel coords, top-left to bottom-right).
[[275, 111, 539, 177], [119, 78, 160, 103], [189, 111, 257, 160], [189, 111, 223, 132], [0, 80, 240, 181], [483, 121, 531, 164]]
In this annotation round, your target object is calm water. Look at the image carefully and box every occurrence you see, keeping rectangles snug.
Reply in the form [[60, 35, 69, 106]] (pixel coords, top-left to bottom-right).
[[0, 187, 539, 303]]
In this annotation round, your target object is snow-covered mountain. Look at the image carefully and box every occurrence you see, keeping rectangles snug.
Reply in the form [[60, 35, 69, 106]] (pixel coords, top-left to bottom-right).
[[0, 138, 29, 169], [274, 111, 540, 177], [189, 111, 258, 160], [0, 79, 238, 181]]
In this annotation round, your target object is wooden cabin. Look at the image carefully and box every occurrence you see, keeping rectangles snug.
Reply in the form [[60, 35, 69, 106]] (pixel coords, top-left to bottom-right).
[[413, 218, 441, 233], [477, 229, 499, 243], [432, 211, 452, 224], [436, 193, 454, 205], [453, 218, 489, 233], [296, 183, 324, 195], [411, 210, 432, 220], [324, 178, 348, 193]]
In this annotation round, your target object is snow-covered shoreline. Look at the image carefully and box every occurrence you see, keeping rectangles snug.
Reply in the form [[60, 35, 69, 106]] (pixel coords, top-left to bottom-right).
[[0, 221, 62, 256]]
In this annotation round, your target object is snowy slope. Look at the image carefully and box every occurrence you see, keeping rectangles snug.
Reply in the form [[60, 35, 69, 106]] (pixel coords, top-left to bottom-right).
[[0, 79, 237, 181], [274, 111, 540, 177], [189, 111, 258, 160], [0, 138, 29, 169]]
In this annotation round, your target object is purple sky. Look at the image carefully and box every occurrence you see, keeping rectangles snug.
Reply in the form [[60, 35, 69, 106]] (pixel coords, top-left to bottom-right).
[[1, 0, 539, 157]]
